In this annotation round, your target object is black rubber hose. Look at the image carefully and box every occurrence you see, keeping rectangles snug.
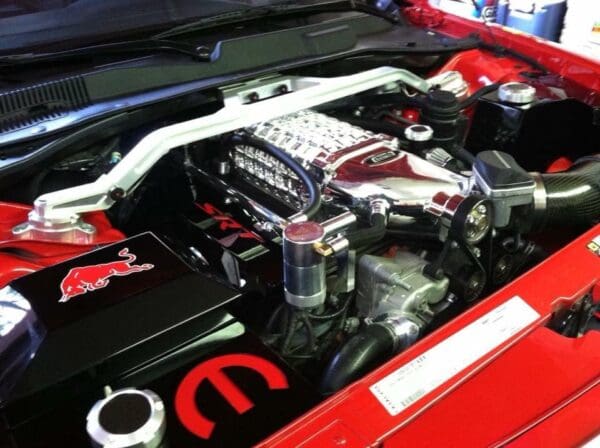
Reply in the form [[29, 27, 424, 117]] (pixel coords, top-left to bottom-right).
[[538, 157, 600, 227], [449, 144, 476, 166], [320, 324, 395, 395], [333, 83, 499, 114], [280, 308, 298, 354], [229, 133, 322, 219], [345, 213, 387, 249], [459, 83, 500, 109]]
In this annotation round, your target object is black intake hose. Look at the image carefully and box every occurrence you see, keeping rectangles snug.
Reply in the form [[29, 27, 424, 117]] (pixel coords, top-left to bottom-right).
[[537, 157, 600, 227], [229, 133, 322, 220], [449, 144, 476, 166], [320, 323, 396, 395]]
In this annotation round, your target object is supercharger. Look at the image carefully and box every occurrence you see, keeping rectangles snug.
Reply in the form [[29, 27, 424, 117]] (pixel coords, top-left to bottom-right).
[[233, 109, 468, 217]]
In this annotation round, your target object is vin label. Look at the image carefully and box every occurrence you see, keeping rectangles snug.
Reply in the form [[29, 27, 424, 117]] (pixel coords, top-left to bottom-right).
[[370, 296, 540, 416]]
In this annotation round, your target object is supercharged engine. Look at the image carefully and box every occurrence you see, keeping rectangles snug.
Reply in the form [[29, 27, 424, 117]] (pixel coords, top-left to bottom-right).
[[1, 61, 599, 446], [232, 109, 465, 214]]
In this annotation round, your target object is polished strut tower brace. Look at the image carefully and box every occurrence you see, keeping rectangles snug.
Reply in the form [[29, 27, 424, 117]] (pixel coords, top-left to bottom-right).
[[13, 67, 433, 242]]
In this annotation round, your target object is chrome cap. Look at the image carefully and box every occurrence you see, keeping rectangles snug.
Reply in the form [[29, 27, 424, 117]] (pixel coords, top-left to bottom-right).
[[86, 388, 166, 448], [498, 82, 536, 104], [404, 124, 434, 142]]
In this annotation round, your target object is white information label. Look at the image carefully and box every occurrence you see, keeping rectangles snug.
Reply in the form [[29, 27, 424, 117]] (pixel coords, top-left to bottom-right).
[[370, 296, 540, 416]]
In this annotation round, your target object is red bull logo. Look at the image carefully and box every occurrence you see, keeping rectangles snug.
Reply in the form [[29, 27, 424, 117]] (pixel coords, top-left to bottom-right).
[[59, 248, 154, 303]]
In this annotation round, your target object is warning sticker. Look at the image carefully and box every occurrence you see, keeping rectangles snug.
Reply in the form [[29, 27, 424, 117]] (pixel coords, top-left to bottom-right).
[[587, 236, 600, 256], [370, 296, 540, 416], [590, 21, 600, 45]]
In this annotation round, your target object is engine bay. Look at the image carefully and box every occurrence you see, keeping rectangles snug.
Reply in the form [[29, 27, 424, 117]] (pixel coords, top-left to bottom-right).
[[1, 46, 599, 446]]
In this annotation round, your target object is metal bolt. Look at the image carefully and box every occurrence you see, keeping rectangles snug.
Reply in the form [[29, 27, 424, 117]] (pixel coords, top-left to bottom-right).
[[196, 45, 212, 58], [109, 187, 125, 201], [255, 221, 274, 232], [80, 223, 96, 233], [110, 152, 122, 164], [12, 223, 28, 234], [247, 91, 260, 103]]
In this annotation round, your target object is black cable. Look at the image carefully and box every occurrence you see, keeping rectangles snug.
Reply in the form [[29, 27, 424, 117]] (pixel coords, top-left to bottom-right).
[[265, 302, 284, 334], [229, 133, 322, 219], [467, 1, 548, 74], [478, 42, 549, 74], [320, 92, 422, 112], [308, 295, 352, 321], [386, 228, 439, 240], [299, 312, 317, 353], [280, 308, 298, 354], [459, 83, 500, 109]]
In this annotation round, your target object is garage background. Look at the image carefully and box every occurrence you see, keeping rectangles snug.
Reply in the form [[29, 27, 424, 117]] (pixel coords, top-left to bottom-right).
[[429, 0, 600, 60]]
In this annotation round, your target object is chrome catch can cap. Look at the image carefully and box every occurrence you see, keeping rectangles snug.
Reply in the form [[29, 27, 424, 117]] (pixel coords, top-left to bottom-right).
[[283, 221, 325, 266], [86, 388, 166, 448], [498, 82, 536, 105]]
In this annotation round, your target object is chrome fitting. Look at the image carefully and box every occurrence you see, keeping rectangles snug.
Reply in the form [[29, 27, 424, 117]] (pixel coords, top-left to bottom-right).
[[13, 200, 96, 244]]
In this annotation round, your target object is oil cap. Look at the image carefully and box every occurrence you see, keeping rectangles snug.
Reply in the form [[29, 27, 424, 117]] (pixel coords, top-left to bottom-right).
[[404, 124, 434, 142], [498, 82, 536, 105], [86, 387, 166, 448]]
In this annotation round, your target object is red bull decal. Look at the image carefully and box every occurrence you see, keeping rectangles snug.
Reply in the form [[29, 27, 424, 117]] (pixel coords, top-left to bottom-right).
[[59, 248, 154, 303]]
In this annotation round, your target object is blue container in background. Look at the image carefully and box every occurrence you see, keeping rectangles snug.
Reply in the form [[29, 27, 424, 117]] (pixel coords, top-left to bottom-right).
[[431, 0, 497, 19], [495, 0, 566, 42], [471, 0, 488, 17]]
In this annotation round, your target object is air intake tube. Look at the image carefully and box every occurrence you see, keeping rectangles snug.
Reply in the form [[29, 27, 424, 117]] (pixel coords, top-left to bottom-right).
[[320, 323, 396, 395], [320, 317, 419, 395], [534, 156, 600, 228]]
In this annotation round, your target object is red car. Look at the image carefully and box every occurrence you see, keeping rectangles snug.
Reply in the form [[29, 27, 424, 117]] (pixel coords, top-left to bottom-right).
[[0, 1, 598, 447]]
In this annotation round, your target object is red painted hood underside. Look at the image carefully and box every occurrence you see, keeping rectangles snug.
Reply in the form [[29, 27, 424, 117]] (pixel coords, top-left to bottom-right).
[[261, 223, 600, 447], [259, 5, 600, 445]]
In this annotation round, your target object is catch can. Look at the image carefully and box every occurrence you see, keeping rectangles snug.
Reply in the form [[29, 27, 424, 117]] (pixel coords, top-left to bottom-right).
[[283, 222, 326, 309]]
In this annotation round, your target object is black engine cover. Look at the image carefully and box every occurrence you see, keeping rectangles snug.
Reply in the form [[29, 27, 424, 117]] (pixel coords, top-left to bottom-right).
[[0, 233, 319, 448], [1, 233, 240, 422]]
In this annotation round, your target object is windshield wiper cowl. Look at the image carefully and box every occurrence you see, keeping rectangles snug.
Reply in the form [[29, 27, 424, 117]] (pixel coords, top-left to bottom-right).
[[0, 39, 213, 67]]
